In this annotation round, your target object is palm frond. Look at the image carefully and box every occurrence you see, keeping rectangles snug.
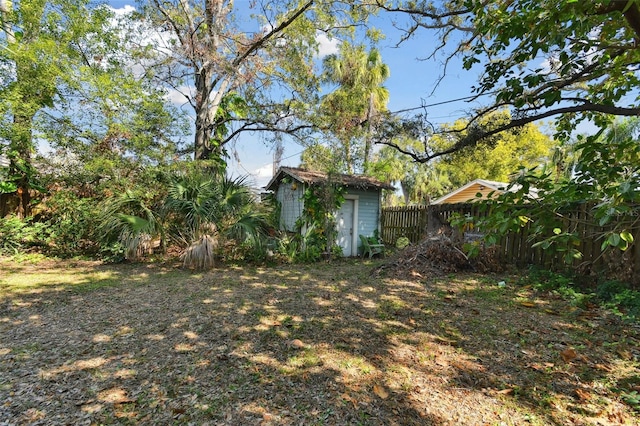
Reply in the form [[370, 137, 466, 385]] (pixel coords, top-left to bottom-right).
[[182, 234, 217, 270]]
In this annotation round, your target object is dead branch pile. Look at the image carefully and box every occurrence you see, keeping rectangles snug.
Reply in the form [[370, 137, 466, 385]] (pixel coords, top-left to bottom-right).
[[374, 234, 504, 279]]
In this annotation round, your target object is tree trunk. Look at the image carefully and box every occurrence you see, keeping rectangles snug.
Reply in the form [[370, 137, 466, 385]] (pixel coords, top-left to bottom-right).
[[11, 113, 34, 218], [363, 92, 375, 174], [193, 65, 233, 163]]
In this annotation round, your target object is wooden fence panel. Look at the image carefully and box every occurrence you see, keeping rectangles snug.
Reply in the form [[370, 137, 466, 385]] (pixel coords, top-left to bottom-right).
[[380, 205, 429, 245], [381, 203, 640, 283]]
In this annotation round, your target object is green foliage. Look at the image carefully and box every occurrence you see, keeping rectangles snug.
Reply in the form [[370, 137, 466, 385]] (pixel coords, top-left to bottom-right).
[[597, 281, 640, 321], [1, 0, 169, 216], [433, 110, 555, 190], [621, 391, 640, 412], [370, 111, 553, 205], [370, 137, 451, 205], [467, 118, 640, 276], [522, 268, 593, 308], [299, 144, 341, 173], [521, 268, 640, 321], [38, 190, 100, 257], [320, 42, 390, 173], [0, 215, 47, 254], [94, 169, 268, 264], [294, 181, 346, 261], [377, 0, 640, 186], [97, 190, 164, 260]]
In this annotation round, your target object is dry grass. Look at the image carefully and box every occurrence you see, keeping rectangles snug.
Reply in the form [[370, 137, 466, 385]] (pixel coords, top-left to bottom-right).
[[0, 257, 638, 425]]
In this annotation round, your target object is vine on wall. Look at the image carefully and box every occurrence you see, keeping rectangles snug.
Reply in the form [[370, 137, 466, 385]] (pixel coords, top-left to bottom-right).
[[295, 178, 346, 261]]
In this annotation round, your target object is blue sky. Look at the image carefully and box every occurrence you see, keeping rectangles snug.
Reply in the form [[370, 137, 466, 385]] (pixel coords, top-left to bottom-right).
[[107, 1, 485, 187]]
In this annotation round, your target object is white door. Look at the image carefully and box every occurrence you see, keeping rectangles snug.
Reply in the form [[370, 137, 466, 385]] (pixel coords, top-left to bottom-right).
[[336, 199, 355, 256]]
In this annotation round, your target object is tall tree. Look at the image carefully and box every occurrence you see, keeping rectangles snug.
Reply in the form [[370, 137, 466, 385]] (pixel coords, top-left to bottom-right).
[[137, 0, 369, 164], [0, 0, 98, 216], [0, 1, 186, 216], [320, 42, 390, 173]]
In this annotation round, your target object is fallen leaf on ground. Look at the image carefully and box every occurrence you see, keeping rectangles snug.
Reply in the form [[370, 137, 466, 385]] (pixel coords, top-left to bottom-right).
[[97, 387, 134, 404], [575, 388, 590, 401], [373, 384, 389, 399], [560, 348, 578, 363], [519, 301, 536, 308], [289, 339, 307, 349], [434, 336, 458, 346], [341, 393, 357, 408]]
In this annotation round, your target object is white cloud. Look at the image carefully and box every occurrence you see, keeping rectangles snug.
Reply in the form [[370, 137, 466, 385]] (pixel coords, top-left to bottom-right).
[[164, 85, 193, 106], [254, 163, 274, 178], [110, 5, 136, 16], [316, 31, 339, 57]]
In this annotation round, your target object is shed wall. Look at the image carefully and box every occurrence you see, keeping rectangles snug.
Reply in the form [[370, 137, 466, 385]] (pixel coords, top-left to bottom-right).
[[277, 183, 304, 232], [346, 188, 381, 239]]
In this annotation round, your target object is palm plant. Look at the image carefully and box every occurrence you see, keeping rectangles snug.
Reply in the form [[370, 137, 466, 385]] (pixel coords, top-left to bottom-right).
[[321, 43, 390, 173], [97, 191, 164, 260], [164, 172, 267, 269], [97, 170, 266, 267]]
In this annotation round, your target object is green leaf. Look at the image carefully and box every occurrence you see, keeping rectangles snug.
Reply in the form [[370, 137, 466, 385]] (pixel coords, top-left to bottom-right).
[[0, 181, 18, 193], [117, 214, 150, 233], [608, 233, 621, 248], [620, 231, 634, 243], [599, 215, 612, 226]]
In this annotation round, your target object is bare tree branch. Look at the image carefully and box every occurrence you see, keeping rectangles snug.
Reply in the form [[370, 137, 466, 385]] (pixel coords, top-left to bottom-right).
[[377, 102, 640, 164]]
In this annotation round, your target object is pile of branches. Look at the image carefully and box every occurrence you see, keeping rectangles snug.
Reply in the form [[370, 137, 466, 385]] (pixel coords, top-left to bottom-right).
[[374, 234, 503, 279]]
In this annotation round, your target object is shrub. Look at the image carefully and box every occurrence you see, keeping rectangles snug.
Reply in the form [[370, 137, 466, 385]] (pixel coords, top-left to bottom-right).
[[39, 191, 100, 257], [0, 215, 48, 255]]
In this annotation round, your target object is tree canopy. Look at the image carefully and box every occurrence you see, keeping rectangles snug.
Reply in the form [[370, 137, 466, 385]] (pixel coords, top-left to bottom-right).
[[320, 42, 390, 173], [136, 0, 372, 165], [432, 111, 554, 189], [375, 0, 640, 160], [370, 112, 554, 204]]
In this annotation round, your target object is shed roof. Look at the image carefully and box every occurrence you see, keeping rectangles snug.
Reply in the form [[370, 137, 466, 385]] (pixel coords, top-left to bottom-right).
[[265, 166, 395, 192]]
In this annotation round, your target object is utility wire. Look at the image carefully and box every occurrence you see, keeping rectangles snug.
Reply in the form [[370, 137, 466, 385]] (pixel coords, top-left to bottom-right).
[[390, 91, 499, 115]]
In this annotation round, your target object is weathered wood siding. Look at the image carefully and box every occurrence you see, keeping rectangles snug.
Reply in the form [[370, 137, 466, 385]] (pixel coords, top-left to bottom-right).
[[380, 205, 429, 245]]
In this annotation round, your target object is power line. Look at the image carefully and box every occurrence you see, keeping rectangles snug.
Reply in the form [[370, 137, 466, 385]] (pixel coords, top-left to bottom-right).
[[390, 91, 499, 115]]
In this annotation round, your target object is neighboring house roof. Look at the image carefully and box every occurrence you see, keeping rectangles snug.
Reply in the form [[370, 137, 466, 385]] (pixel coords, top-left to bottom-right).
[[265, 166, 395, 192], [431, 178, 538, 204]]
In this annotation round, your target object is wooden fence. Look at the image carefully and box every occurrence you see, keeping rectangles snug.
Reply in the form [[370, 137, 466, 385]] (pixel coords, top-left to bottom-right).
[[380, 203, 486, 244], [381, 203, 640, 282], [380, 205, 429, 244]]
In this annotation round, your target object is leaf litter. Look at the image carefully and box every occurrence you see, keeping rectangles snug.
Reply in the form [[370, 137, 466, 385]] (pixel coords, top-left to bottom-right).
[[0, 257, 638, 425]]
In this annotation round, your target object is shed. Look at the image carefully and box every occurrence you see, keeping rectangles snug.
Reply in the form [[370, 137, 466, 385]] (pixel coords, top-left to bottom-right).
[[265, 167, 394, 256], [431, 178, 538, 204]]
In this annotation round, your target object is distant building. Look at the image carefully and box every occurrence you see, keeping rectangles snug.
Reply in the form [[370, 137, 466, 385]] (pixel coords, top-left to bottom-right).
[[431, 178, 538, 204]]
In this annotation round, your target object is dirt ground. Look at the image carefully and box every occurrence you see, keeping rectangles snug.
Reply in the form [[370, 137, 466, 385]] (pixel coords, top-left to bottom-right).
[[0, 257, 638, 425]]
